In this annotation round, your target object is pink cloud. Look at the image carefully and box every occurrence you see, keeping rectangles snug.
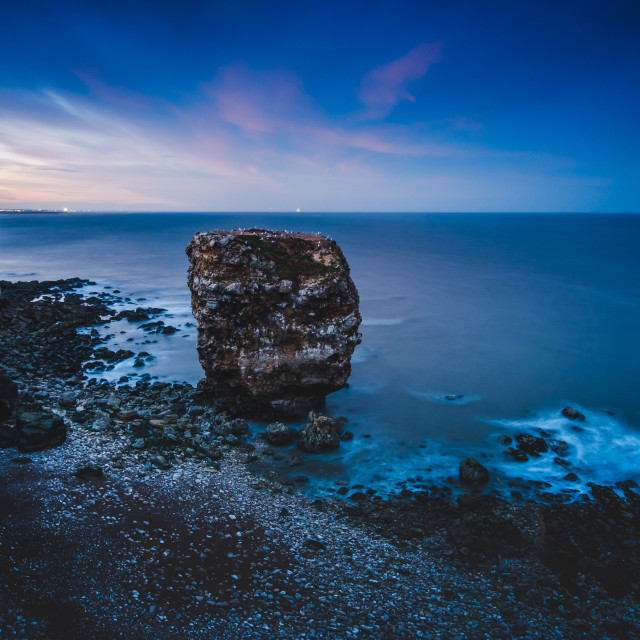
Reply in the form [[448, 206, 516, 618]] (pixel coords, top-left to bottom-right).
[[358, 42, 442, 119], [202, 65, 313, 133]]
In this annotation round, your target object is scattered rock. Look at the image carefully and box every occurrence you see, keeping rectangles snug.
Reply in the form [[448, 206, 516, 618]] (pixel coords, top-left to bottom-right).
[[150, 455, 171, 470], [264, 422, 297, 446], [75, 464, 104, 480], [562, 406, 586, 421], [459, 458, 490, 485], [549, 439, 569, 456], [515, 433, 548, 455], [58, 390, 77, 408], [297, 412, 342, 453], [504, 447, 529, 462], [303, 538, 326, 551]]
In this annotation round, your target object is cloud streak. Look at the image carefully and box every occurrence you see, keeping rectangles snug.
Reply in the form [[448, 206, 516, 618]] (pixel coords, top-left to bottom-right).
[[358, 43, 443, 119], [0, 57, 602, 212]]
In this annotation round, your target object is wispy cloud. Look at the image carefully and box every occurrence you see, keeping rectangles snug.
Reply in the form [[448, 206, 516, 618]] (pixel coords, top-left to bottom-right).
[[0, 58, 601, 211], [358, 43, 443, 120]]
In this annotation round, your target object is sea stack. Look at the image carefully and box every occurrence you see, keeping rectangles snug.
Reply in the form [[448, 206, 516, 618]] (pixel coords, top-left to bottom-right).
[[186, 229, 362, 417]]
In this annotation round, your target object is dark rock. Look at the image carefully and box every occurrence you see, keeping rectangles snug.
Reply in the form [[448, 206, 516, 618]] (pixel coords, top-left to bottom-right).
[[553, 457, 571, 468], [93, 347, 135, 362], [459, 457, 490, 485], [0, 373, 19, 421], [562, 406, 586, 421], [303, 538, 326, 551], [337, 486, 348, 495], [564, 472, 579, 481], [515, 433, 548, 455], [549, 439, 569, 456], [292, 475, 309, 483], [150, 455, 171, 470], [0, 423, 17, 448], [498, 435, 512, 445], [186, 229, 361, 417], [504, 447, 529, 462], [75, 464, 104, 480], [58, 390, 77, 408], [340, 430, 354, 441], [228, 418, 249, 435], [198, 444, 222, 461], [297, 411, 342, 453], [264, 422, 297, 446], [161, 325, 178, 335], [15, 411, 67, 452], [349, 491, 367, 501]]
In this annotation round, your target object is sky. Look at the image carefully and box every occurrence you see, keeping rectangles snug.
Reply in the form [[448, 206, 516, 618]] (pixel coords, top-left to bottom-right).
[[1, 0, 638, 212]]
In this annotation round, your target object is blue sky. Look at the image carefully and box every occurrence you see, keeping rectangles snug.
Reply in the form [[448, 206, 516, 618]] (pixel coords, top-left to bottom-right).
[[1, 0, 638, 211]]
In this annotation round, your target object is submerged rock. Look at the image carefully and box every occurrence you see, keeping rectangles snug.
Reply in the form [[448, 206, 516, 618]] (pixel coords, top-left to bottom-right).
[[561, 406, 586, 421], [504, 447, 529, 462], [515, 433, 548, 455], [187, 229, 361, 417], [459, 458, 490, 484], [297, 411, 342, 452]]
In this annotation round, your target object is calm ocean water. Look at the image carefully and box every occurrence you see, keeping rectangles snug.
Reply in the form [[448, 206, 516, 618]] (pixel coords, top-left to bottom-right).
[[2, 212, 639, 496]]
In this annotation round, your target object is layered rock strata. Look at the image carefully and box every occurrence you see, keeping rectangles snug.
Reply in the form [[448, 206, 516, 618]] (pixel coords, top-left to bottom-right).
[[186, 229, 361, 416]]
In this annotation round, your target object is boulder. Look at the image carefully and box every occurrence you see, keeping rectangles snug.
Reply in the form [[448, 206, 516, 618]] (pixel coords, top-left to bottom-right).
[[264, 422, 297, 446], [0, 373, 18, 422], [515, 433, 548, 455], [186, 229, 361, 417], [561, 406, 586, 421], [15, 411, 67, 452], [297, 411, 342, 452], [459, 457, 490, 485]]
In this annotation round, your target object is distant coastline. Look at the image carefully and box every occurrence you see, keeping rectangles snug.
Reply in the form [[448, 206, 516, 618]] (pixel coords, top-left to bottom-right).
[[0, 208, 63, 214]]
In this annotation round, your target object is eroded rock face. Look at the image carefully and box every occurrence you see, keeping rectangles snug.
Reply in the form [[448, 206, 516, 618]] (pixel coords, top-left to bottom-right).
[[186, 229, 361, 416]]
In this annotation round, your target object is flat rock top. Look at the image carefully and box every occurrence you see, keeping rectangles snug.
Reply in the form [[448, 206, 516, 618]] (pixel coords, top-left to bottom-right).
[[188, 228, 345, 282]]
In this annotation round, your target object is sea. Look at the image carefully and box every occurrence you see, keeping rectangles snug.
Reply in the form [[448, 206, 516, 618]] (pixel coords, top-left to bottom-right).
[[1, 212, 639, 499]]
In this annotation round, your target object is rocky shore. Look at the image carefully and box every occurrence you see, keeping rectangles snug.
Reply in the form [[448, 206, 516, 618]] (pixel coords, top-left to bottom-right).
[[1, 278, 640, 639]]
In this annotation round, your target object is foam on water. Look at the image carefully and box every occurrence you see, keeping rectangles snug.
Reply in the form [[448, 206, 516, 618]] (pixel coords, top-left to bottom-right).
[[487, 406, 640, 495], [407, 389, 481, 405], [76, 281, 200, 385], [361, 317, 405, 326]]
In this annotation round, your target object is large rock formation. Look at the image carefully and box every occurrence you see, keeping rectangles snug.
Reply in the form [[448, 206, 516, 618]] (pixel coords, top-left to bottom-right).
[[186, 229, 361, 416]]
